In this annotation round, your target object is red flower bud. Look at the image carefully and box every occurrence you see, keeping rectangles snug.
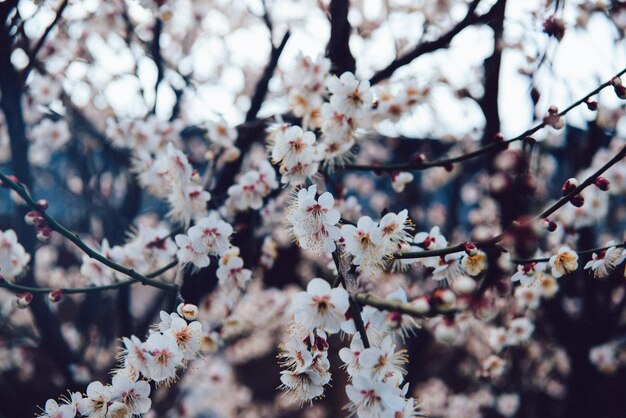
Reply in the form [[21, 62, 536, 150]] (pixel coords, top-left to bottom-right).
[[594, 176, 610, 191], [541, 218, 558, 232], [562, 178, 579, 195], [585, 99, 598, 111], [372, 162, 384, 176], [464, 242, 478, 256], [24, 210, 39, 225], [13, 293, 33, 309], [524, 136, 537, 146], [570, 194, 585, 207], [48, 289, 63, 303], [543, 15, 566, 41]]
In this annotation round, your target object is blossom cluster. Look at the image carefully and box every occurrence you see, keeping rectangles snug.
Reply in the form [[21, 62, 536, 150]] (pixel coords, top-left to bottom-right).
[[340, 300, 423, 418], [225, 160, 278, 212], [134, 143, 210, 225], [341, 210, 413, 276], [403, 226, 489, 284], [80, 225, 177, 286], [279, 276, 424, 417], [39, 304, 203, 418], [287, 185, 341, 253], [270, 125, 321, 186], [279, 278, 349, 401], [175, 212, 234, 269], [0, 229, 31, 282]]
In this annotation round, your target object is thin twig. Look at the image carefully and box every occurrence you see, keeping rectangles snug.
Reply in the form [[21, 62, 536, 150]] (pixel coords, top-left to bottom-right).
[[346, 66, 626, 173], [394, 145, 626, 260], [369, 0, 484, 85], [245, 31, 291, 122], [510, 242, 626, 264], [331, 249, 370, 348], [22, 0, 69, 78]]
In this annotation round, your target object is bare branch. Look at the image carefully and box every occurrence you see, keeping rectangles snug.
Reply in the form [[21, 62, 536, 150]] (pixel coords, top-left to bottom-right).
[[245, 31, 291, 122], [369, 0, 487, 85], [326, 0, 356, 75]]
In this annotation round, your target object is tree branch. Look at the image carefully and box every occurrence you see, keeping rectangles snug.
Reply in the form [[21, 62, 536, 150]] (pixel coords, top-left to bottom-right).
[[345, 66, 626, 173], [325, 0, 356, 75], [0, 260, 178, 295], [245, 31, 291, 122], [394, 144, 626, 260], [355, 293, 457, 318], [21, 0, 69, 78], [369, 0, 484, 85]]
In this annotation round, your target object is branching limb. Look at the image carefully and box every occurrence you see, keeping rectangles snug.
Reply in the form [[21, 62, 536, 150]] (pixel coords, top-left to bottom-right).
[[0, 172, 180, 292], [326, 0, 356, 75], [21, 0, 69, 78], [0, 260, 178, 295], [245, 31, 291, 122], [369, 0, 484, 85]]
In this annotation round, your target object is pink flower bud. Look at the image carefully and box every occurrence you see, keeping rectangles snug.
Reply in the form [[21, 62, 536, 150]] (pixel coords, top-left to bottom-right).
[[36, 226, 52, 242], [48, 289, 63, 303], [13, 293, 33, 309], [611, 77, 626, 99], [544, 106, 564, 129], [464, 241, 478, 256], [410, 153, 426, 166], [0, 175, 18, 188], [433, 289, 456, 311], [562, 178, 579, 195], [541, 218, 558, 232], [35, 199, 49, 211], [594, 176, 610, 191], [24, 210, 39, 225], [434, 320, 459, 345]]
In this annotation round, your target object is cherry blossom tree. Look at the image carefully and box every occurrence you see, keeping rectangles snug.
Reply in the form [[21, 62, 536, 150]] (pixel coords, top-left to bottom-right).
[[0, 0, 626, 417]]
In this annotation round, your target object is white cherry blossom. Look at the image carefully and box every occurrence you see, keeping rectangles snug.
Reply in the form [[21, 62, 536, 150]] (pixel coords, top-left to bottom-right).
[[292, 278, 349, 334]]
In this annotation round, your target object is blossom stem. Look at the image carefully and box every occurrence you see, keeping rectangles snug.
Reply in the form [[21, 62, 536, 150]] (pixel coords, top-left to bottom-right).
[[0, 260, 178, 295], [331, 249, 370, 348], [0, 171, 180, 292], [510, 242, 626, 264], [344, 66, 626, 173], [393, 145, 626, 260], [355, 293, 456, 318]]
